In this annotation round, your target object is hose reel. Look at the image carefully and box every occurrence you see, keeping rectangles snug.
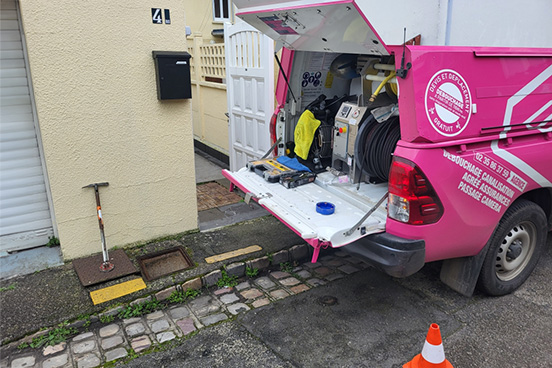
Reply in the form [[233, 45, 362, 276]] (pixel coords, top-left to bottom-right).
[[355, 114, 401, 182]]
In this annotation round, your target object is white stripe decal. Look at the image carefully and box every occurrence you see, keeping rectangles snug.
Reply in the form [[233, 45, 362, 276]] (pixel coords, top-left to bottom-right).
[[495, 64, 552, 188], [542, 111, 552, 132], [524, 100, 552, 132], [421, 341, 445, 364], [491, 140, 552, 187], [501, 64, 552, 139]]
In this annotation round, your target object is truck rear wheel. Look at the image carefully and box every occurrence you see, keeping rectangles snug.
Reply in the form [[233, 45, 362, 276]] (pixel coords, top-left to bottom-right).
[[478, 199, 547, 296]]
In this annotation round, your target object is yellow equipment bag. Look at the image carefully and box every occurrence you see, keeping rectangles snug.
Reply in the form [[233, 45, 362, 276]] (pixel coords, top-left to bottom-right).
[[294, 110, 321, 160]]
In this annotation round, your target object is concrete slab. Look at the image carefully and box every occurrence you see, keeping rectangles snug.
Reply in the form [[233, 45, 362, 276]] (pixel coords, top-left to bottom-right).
[[194, 153, 225, 184], [198, 201, 269, 231], [0, 246, 63, 281]]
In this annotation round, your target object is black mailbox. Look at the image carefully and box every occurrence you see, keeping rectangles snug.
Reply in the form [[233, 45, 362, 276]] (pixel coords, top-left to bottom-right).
[[152, 51, 192, 100]]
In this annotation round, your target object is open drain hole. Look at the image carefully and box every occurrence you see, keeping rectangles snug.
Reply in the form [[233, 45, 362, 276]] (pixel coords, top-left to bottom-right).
[[137, 246, 193, 281], [318, 295, 338, 306]]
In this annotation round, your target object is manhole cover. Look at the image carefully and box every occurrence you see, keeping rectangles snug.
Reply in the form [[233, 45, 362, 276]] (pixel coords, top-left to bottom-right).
[[137, 246, 193, 281], [318, 295, 338, 306], [73, 249, 138, 286]]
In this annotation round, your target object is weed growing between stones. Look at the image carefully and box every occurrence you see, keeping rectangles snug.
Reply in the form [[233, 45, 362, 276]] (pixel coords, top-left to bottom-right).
[[82, 318, 92, 329], [280, 262, 293, 273], [167, 288, 200, 304], [17, 322, 77, 349], [118, 299, 163, 319], [245, 266, 259, 278], [216, 270, 238, 288], [100, 314, 115, 324]]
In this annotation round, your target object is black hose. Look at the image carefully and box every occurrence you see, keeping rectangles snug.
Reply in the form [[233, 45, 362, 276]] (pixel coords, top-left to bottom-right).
[[355, 115, 401, 182], [355, 115, 377, 180]]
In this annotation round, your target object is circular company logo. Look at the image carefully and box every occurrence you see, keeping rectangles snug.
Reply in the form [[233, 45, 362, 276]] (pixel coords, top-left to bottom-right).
[[425, 69, 472, 136]]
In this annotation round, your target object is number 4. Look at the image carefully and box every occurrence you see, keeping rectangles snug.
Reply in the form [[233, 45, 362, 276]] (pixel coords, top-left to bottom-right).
[[152, 8, 162, 24]]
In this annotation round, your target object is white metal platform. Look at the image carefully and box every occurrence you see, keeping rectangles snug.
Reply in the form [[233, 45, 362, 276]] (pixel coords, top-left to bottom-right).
[[223, 169, 387, 247]]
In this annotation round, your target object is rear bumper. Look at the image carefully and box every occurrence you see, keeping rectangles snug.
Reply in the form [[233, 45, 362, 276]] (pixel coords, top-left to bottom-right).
[[343, 232, 425, 278]]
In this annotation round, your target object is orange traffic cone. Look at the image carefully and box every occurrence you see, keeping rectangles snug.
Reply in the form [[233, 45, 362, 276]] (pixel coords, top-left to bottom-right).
[[403, 323, 454, 368]]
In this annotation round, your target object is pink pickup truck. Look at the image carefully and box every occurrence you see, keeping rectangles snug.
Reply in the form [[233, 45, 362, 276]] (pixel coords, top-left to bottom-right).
[[224, 0, 552, 296]]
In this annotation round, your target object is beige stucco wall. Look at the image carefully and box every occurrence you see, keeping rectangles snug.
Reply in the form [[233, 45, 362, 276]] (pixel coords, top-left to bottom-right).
[[192, 87, 203, 135], [201, 87, 229, 151], [184, 1, 231, 154], [192, 83, 229, 153], [19, 0, 198, 260], [184, 0, 230, 44]]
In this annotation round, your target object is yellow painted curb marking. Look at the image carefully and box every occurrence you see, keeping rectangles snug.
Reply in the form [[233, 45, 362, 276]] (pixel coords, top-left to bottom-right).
[[205, 245, 263, 264], [90, 278, 146, 305]]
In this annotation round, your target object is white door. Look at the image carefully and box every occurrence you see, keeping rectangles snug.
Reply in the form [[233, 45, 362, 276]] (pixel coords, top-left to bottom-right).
[[224, 21, 274, 171], [0, 0, 55, 252]]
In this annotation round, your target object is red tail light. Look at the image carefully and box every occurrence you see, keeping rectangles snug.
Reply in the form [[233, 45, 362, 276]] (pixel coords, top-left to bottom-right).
[[388, 156, 443, 225]]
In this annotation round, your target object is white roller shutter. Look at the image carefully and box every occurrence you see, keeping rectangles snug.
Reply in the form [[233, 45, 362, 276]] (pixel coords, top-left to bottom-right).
[[1, 0, 54, 252]]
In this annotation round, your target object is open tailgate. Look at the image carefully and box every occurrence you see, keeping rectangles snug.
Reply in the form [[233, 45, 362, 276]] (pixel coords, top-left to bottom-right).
[[223, 168, 387, 255]]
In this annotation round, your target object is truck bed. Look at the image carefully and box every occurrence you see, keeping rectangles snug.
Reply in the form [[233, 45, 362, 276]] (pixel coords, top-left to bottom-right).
[[222, 168, 388, 249]]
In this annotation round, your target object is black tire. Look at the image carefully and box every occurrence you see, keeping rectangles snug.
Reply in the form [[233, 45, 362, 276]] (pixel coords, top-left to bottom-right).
[[478, 199, 547, 296]]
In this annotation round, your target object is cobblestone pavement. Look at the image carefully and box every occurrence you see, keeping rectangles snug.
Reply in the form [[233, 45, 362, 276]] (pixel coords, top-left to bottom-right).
[[1, 250, 366, 368]]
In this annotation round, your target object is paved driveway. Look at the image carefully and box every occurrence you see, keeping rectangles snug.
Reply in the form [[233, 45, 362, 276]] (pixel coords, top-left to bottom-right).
[[123, 235, 552, 368]]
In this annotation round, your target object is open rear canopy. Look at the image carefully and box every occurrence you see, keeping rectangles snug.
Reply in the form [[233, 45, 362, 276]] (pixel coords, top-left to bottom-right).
[[236, 1, 390, 55], [235, 0, 552, 50]]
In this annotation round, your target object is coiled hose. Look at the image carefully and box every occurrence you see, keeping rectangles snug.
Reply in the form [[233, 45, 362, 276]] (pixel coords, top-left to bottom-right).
[[355, 115, 401, 182]]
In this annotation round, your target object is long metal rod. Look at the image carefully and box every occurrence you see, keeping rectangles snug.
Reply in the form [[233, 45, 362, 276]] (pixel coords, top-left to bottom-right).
[[274, 53, 297, 103], [344, 192, 388, 237], [84, 182, 113, 272], [94, 186, 109, 263], [261, 137, 283, 159]]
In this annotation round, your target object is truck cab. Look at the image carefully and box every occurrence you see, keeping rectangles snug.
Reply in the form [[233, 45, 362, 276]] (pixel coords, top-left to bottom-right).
[[223, 0, 552, 296]]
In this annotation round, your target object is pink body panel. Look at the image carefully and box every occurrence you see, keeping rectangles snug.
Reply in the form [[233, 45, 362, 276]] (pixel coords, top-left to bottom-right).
[[391, 45, 552, 144], [389, 136, 552, 261], [386, 46, 552, 261], [269, 45, 552, 262], [275, 48, 294, 109], [236, 2, 552, 264]]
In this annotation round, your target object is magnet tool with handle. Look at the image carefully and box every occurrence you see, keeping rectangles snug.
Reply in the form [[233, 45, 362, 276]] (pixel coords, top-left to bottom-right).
[[83, 182, 114, 272]]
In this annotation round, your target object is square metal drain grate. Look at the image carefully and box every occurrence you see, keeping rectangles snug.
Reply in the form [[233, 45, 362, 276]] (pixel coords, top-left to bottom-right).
[[137, 246, 194, 281], [73, 249, 138, 286]]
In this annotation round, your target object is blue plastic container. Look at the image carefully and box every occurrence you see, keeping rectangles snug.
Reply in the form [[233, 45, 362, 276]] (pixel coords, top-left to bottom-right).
[[316, 202, 335, 215]]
